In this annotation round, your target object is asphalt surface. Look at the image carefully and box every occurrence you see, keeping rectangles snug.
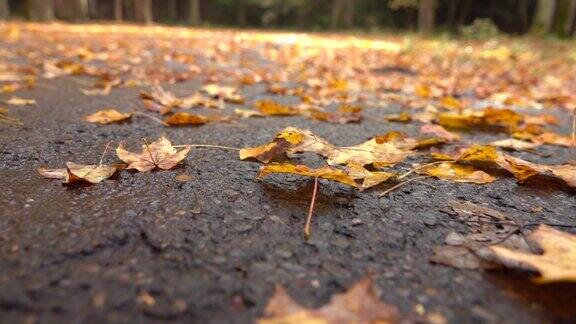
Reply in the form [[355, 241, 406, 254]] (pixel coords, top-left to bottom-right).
[[1, 75, 575, 324]]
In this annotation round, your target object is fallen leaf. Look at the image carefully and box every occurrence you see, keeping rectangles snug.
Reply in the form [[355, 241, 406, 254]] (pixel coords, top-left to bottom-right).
[[234, 108, 264, 118], [257, 163, 359, 188], [4, 97, 36, 106], [420, 124, 460, 142], [241, 127, 416, 167], [255, 100, 299, 116], [85, 109, 132, 124], [258, 277, 398, 324], [478, 225, 576, 283], [345, 163, 395, 189], [384, 112, 411, 123], [419, 162, 496, 184], [489, 138, 539, 151], [455, 145, 576, 187], [201, 84, 244, 104], [38, 162, 117, 184], [164, 112, 209, 126], [116, 136, 191, 172], [306, 105, 362, 124]]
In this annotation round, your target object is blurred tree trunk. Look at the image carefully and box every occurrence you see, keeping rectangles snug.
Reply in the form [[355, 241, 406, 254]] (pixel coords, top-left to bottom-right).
[[237, 0, 247, 26], [168, 0, 177, 22], [343, 0, 354, 28], [446, 0, 458, 30], [532, 0, 557, 33], [518, 0, 530, 33], [134, 0, 153, 24], [456, 0, 471, 26], [113, 0, 123, 21], [0, 0, 9, 20], [59, 0, 89, 21], [28, 0, 54, 21], [88, 0, 98, 18], [565, 0, 576, 36], [331, 0, 344, 29], [418, 0, 436, 34], [189, 0, 201, 26]]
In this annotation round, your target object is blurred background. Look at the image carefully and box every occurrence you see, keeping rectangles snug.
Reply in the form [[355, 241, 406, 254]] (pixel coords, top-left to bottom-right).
[[0, 0, 575, 37]]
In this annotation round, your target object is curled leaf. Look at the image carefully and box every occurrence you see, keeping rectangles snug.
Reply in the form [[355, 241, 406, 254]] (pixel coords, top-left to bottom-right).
[[257, 163, 358, 188], [38, 162, 117, 184], [259, 277, 398, 324], [85, 109, 132, 124], [478, 225, 576, 283], [164, 112, 209, 126], [419, 162, 496, 184], [255, 100, 299, 116]]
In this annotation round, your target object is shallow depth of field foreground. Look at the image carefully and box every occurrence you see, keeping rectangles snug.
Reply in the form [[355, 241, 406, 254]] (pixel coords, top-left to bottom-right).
[[1, 21, 576, 323]]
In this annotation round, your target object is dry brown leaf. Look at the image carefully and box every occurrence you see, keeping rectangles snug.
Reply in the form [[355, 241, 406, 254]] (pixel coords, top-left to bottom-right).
[[4, 96, 36, 106], [478, 225, 576, 283], [38, 162, 117, 184], [455, 145, 576, 186], [257, 163, 359, 188], [234, 108, 264, 118], [258, 277, 398, 324], [345, 164, 395, 189], [241, 127, 416, 167], [180, 93, 224, 109], [85, 109, 132, 124], [140, 85, 181, 108], [116, 136, 191, 172], [438, 107, 522, 130], [420, 124, 460, 142], [164, 112, 209, 126], [384, 112, 411, 123], [255, 100, 300, 116], [201, 84, 244, 104], [419, 162, 496, 184], [489, 138, 539, 151]]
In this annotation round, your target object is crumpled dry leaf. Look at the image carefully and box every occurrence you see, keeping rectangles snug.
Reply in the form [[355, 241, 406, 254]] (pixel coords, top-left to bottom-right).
[[201, 84, 244, 104], [140, 85, 181, 114], [180, 93, 224, 109], [305, 104, 363, 124], [420, 124, 460, 142], [438, 107, 522, 130], [116, 136, 191, 172], [345, 163, 395, 189], [257, 163, 359, 188], [451, 145, 576, 187], [258, 277, 398, 324], [255, 100, 300, 116], [240, 127, 416, 167], [85, 109, 132, 124], [385, 112, 411, 123], [38, 162, 117, 184], [164, 112, 209, 126], [489, 138, 539, 151], [477, 225, 576, 283], [419, 162, 496, 184], [234, 108, 264, 118], [4, 96, 36, 106]]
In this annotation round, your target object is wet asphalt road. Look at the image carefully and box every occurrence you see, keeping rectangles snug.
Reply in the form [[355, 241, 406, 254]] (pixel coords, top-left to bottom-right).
[[1, 76, 576, 323]]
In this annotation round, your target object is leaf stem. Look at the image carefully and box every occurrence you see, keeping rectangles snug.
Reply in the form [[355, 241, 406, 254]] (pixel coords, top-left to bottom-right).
[[304, 176, 319, 240], [174, 144, 240, 151], [379, 176, 430, 197], [99, 140, 112, 166], [397, 161, 444, 180], [142, 138, 157, 166], [132, 111, 169, 126]]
